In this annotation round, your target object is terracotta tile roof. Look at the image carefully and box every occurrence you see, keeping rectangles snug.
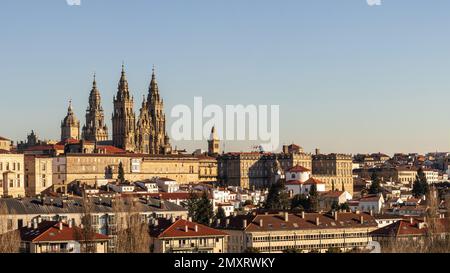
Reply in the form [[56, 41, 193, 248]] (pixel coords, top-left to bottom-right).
[[150, 218, 228, 238], [19, 221, 109, 242], [304, 177, 325, 185], [360, 195, 382, 202], [97, 145, 126, 154], [371, 218, 449, 237], [0, 136, 11, 141], [285, 180, 304, 185], [0, 149, 13, 154], [286, 165, 311, 173], [320, 191, 346, 198]]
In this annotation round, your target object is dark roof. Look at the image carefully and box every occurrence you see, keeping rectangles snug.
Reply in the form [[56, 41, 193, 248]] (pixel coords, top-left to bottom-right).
[[0, 196, 186, 215]]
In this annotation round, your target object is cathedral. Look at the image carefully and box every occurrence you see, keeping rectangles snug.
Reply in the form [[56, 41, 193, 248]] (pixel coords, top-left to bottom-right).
[[61, 64, 172, 155]]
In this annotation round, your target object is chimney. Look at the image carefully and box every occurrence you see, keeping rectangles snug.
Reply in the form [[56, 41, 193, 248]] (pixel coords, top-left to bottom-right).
[[171, 216, 176, 223], [355, 210, 360, 215], [59, 222, 63, 231], [33, 220, 38, 230], [38, 217, 42, 224], [188, 217, 192, 222], [27, 222, 31, 229], [226, 219, 230, 227], [217, 219, 221, 226], [69, 219, 73, 228], [410, 217, 414, 224], [185, 225, 189, 232], [194, 225, 198, 232], [315, 217, 320, 226], [370, 209, 373, 216], [243, 219, 247, 228], [301, 211, 305, 219], [284, 212, 289, 222], [360, 216, 364, 224], [334, 212, 338, 221], [259, 219, 264, 227], [154, 219, 159, 227]]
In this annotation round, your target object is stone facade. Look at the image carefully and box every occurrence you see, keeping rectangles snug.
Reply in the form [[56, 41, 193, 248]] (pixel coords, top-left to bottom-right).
[[52, 153, 218, 193], [24, 155, 53, 196], [218, 151, 354, 194], [0, 152, 25, 198], [312, 153, 354, 195]]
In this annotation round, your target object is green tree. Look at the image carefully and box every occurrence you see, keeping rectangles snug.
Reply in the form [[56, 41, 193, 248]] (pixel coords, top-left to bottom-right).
[[369, 172, 382, 195], [194, 191, 214, 225], [215, 206, 226, 222], [331, 201, 340, 211], [413, 168, 429, 197], [118, 161, 125, 183], [264, 181, 290, 210], [308, 184, 319, 212], [186, 190, 199, 219], [291, 194, 309, 210], [340, 202, 350, 211], [283, 248, 302, 253], [244, 247, 260, 253], [327, 247, 342, 253]]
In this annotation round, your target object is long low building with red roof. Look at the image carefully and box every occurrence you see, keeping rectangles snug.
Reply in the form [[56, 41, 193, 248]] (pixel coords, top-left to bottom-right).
[[213, 211, 378, 253], [19, 220, 110, 253], [149, 217, 228, 253]]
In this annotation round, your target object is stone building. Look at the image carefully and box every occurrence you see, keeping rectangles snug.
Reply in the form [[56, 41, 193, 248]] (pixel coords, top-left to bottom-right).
[[0, 151, 25, 198], [24, 155, 53, 196], [60, 101, 80, 142], [82, 74, 109, 142], [0, 136, 12, 151], [51, 153, 215, 193], [312, 154, 354, 194]]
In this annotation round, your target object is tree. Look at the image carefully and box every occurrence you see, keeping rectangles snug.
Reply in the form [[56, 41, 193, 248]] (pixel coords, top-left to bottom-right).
[[283, 248, 302, 253], [308, 184, 319, 212], [75, 197, 97, 253], [186, 190, 199, 219], [412, 168, 429, 198], [118, 162, 125, 183], [114, 197, 151, 253], [340, 202, 350, 211], [331, 201, 340, 211], [244, 247, 260, 253], [0, 204, 21, 253], [193, 191, 214, 225], [327, 247, 342, 253], [291, 194, 309, 210], [369, 172, 382, 195], [215, 206, 226, 222], [264, 181, 290, 210]]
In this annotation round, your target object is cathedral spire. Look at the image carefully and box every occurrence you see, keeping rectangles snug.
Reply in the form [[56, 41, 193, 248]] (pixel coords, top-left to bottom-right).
[[118, 63, 129, 98], [148, 65, 160, 100]]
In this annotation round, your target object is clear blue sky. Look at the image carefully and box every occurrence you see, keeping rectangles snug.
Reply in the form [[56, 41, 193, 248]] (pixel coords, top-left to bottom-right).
[[1, 0, 449, 155]]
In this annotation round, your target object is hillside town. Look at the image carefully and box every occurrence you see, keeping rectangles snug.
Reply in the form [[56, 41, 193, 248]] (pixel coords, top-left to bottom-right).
[[0, 69, 449, 253]]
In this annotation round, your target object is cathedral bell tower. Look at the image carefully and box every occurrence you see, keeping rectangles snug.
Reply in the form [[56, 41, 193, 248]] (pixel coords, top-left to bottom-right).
[[82, 74, 109, 142], [112, 64, 136, 152], [208, 126, 220, 156], [61, 100, 80, 142], [147, 66, 171, 154]]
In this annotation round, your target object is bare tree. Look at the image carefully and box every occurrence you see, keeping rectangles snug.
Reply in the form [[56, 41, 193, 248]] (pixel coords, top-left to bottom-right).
[[113, 197, 150, 253], [74, 197, 97, 253], [0, 203, 21, 253]]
